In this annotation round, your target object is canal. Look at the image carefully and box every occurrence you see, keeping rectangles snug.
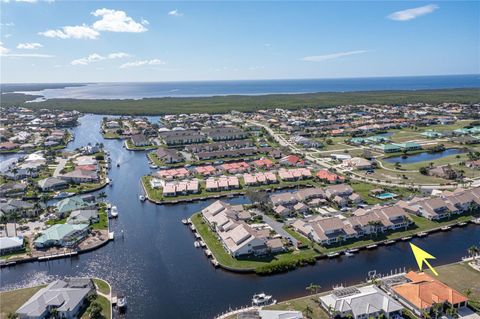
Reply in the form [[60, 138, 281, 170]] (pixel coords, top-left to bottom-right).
[[1, 114, 479, 319]]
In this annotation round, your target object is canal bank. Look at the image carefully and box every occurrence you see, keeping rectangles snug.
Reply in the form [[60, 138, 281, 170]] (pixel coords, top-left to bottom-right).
[[1, 114, 479, 319]]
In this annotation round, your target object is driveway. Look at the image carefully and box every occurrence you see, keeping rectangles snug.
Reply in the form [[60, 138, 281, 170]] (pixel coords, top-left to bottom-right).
[[253, 209, 298, 246]]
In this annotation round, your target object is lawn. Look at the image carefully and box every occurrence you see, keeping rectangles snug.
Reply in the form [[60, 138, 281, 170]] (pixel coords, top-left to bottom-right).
[[91, 208, 109, 230], [0, 285, 45, 318], [350, 182, 417, 205], [93, 278, 111, 295], [191, 213, 318, 270], [426, 262, 480, 312], [80, 294, 111, 319]]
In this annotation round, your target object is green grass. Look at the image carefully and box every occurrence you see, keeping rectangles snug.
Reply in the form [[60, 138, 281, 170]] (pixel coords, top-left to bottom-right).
[[91, 209, 108, 230], [425, 262, 480, 312], [4, 88, 479, 115], [93, 278, 111, 295], [350, 182, 416, 205], [81, 294, 111, 319], [0, 285, 45, 318], [191, 213, 318, 270], [264, 294, 329, 319]]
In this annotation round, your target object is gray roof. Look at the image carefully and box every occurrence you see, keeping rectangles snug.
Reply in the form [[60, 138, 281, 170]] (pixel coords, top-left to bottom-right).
[[67, 209, 99, 224], [0, 236, 24, 250], [320, 285, 403, 317], [16, 279, 93, 317]]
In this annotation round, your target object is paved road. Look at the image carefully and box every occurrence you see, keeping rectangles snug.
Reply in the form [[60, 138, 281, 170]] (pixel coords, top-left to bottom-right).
[[53, 157, 68, 177], [253, 209, 298, 246], [249, 119, 480, 190]]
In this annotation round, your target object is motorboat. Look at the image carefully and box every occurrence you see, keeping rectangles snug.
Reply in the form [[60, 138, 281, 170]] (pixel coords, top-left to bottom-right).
[[344, 250, 354, 257], [139, 195, 146, 201], [109, 206, 119, 218], [252, 293, 276, 306], [149, 164, 158, 169], [117, 295, 127, 312]]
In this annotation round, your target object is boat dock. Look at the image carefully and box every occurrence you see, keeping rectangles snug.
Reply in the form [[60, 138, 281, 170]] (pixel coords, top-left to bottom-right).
[[38, 251, 78, 261]]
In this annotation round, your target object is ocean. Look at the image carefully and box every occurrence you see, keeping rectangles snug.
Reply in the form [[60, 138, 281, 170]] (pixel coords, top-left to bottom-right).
[[13, 74, 480, 100]]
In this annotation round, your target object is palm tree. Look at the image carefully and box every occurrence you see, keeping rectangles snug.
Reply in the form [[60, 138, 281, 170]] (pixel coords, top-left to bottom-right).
[[464, 288, 472, 299], [303, 305, 313, 319], [467, 245, 479, 258], [306, 283, 321, 295]]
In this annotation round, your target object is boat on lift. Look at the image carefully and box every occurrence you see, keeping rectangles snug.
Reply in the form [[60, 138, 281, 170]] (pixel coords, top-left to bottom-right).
[[109, 206, 118, 218], [252, 293, 276, 306]]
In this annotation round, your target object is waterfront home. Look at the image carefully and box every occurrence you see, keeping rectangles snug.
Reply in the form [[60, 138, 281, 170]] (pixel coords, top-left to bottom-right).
[[54, 195, 97, 216], [391, 271, 469, 317], [130, 133, 150, 147], [0, 236, 24, 256], [320, 285, 403, 319], [201, 201, 283, 257], [399, 187, 480, 220], [37, 177, 68, 191], [421, 130, 443, 138], [316, 169, 345, 183], [155, 148, 183, 164], [66, 209, 99, 225], [205, 176, 240, 192], [238, 310, 303, 319], [34, 223, 90, 248], [60, 169, 99, 184], [16, 278, 94, 319], [162, 180, 199, 197]]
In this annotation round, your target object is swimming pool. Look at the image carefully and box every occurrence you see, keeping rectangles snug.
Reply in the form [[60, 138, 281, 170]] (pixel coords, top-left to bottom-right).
[[375, 192, 398, 199]]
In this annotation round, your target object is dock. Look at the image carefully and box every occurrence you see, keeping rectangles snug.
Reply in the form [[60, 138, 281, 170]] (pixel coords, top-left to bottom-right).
[[366, 244, 378, 249], [401, 236, 412, 241], [384, 240, 395, 245], [38, 251, 78, 261]]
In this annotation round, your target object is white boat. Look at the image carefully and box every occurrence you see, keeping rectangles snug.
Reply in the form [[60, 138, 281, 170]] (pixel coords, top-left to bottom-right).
[[139, 195, 146, 201], [473, 218, 480, 225], [344, 251, 354, 257], [252, 293, 276, 306], [194, 241, 200, 248], [149, 164, 158, 169], [109, 206, 119, 218], [117, 295, 127, 311]]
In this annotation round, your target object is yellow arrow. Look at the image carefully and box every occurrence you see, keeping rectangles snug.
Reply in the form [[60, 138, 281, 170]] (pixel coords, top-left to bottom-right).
[[409, 243, 438, 276]]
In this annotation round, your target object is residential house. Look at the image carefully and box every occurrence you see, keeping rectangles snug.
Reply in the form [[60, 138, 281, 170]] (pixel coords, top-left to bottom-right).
[[37, 177, 68, 191], [34, 223, 90, 248], [16, 278, 94, 319], [392, 271, 469, 316], [320, 285, 403, 319], [0, 236, 24, 256]]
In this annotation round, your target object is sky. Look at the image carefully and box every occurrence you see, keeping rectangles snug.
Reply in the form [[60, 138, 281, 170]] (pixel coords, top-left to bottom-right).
[[0, 1, 479, 83]]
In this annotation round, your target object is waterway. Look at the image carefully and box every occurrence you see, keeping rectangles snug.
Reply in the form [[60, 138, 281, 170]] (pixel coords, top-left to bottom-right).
[[384, 148, 466, 164], [1, 114, 479, 319]]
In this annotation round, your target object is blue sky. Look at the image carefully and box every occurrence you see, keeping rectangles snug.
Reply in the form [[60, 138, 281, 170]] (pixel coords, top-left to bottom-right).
[[1, 1, 479, 83]]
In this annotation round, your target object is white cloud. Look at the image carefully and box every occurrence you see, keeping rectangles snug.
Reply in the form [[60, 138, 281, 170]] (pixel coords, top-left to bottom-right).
[[388, 4, 439, 21], [17, 42, 43, 49], [71, 52, 130, 65], [0, 22, 15, 27], [39, 24, 100, 39], [141, 18, 149, 26], [120, 59, 164, 68], [168, 9, 183, 17], [0, 42, 10, 54], [92, 8, 147, 33], [301, 50, 367, 62]]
